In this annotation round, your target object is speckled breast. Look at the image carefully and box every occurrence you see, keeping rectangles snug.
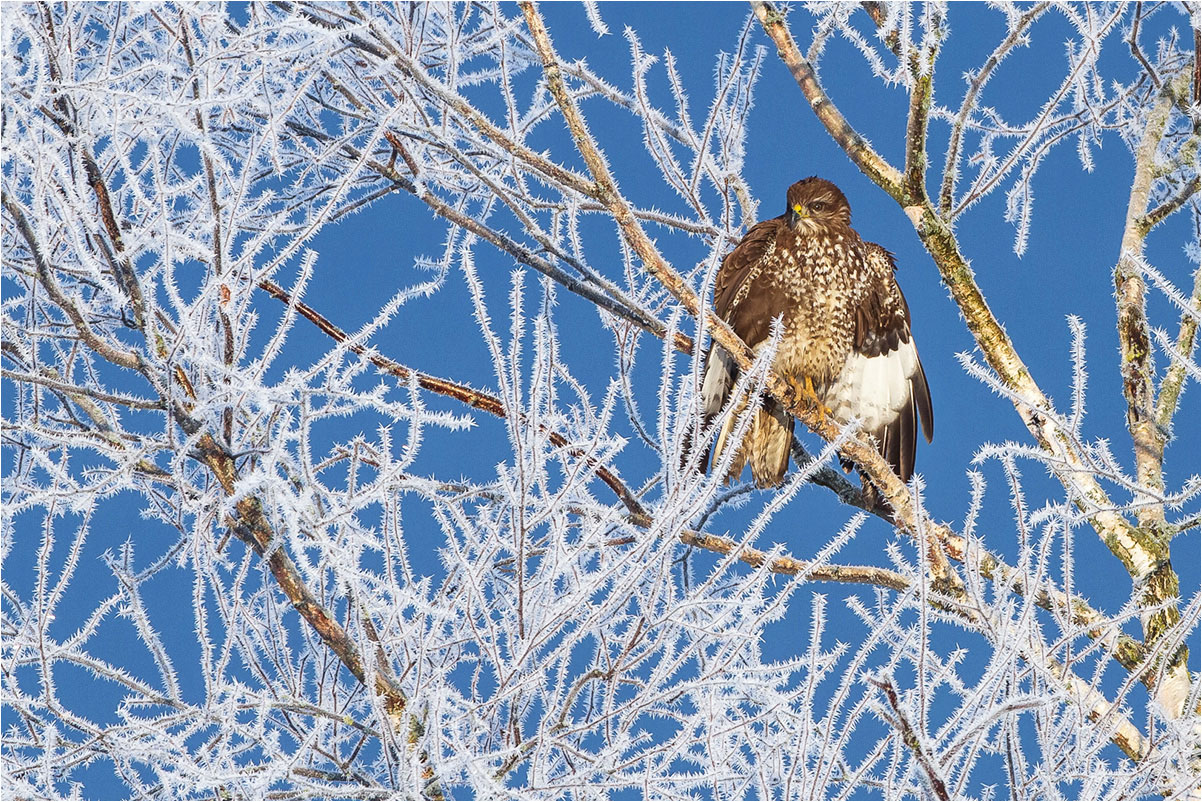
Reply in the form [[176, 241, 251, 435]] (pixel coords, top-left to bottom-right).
[[770, 230, 866, 384]]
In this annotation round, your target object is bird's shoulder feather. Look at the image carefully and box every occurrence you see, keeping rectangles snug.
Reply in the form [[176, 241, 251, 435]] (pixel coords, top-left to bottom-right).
[[713, 218, 781, 319], [712, 217, 794, 348]]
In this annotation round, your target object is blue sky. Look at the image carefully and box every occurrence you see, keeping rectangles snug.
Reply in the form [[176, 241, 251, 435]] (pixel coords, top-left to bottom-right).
[[4, 2, 1198, 797]]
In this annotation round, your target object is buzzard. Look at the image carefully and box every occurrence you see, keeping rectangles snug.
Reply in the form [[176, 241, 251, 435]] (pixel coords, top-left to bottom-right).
[[700, 176, 933, 488]]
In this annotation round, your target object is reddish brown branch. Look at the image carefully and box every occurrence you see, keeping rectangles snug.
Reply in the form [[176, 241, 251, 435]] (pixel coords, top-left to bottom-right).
[[193, 433, 445, 798], [868, 677, 950, 800], [195, 434, 407, 707], [257, 279, 648, 518]]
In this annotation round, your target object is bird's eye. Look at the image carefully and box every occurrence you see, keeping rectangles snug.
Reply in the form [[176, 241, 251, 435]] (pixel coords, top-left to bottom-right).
[[810, 201, 827, 212]]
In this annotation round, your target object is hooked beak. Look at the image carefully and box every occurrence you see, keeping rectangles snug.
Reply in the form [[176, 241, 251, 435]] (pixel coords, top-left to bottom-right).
[[789, 203, 808, 227]]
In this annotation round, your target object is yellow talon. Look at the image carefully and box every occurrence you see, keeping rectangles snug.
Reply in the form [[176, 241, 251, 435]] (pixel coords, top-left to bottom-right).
[[790, 376, 831, 428]]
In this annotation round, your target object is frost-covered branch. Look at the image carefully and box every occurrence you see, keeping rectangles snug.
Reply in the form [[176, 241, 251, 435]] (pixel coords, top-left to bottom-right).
[[937, 2, 1052, 217], [271, 273, 1158, 690], [1156, 268, 1202, 434], [1111, 65, 1196, 715], [869, 676, 951, 799], [524, 0, 962, 594], [751, 1, 905, 198]]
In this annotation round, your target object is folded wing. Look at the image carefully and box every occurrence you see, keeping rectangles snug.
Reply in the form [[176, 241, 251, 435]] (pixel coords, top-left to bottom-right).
[[698, 219, 796, 485], [825, 245, 933, 482]]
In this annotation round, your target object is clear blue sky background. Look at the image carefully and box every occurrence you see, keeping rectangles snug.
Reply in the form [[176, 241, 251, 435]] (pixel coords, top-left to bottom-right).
[[5, 3, 1198, 797]]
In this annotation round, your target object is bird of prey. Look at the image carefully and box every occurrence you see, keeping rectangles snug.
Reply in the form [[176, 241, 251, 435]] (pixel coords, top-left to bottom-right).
[[699, 176, 933, 489]]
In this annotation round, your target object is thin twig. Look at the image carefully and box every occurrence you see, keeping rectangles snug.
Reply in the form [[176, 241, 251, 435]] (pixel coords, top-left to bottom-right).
[[1129, 1, 1162, 91], [257, 278, 649, 518], [939, 3, 1051, 217], [1, 368, 164, 411], [1137, 175, 1200, 234], [868, 676, 950, 800]]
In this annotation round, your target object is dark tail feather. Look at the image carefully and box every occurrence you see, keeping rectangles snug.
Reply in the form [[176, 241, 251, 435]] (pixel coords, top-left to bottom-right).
[[680, 416, 714, 476]]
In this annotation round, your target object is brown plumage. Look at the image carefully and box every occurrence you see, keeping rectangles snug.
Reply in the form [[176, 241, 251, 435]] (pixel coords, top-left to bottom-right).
[[699, 177, 933, 488]]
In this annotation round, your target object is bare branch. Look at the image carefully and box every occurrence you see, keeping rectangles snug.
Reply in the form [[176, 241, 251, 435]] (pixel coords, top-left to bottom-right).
[[752, 1, 905, 199], [868, 676, 951, 799]]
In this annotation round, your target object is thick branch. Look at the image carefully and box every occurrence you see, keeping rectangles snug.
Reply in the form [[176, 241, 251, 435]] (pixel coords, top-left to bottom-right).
[[194, 435, 405, 703], [1115, 72, 1192, 532], [902, 7, 942, 208], [752, 1, 904, 200], [1112, 69, 1195, 709]]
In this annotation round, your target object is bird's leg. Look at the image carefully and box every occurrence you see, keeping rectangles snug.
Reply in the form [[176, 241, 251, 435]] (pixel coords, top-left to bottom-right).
[[804, 376, 832, 428], [788, 375, 832, 427]]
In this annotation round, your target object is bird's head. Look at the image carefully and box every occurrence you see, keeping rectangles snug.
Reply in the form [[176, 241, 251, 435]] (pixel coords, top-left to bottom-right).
[[785, 177, 851, 232]]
